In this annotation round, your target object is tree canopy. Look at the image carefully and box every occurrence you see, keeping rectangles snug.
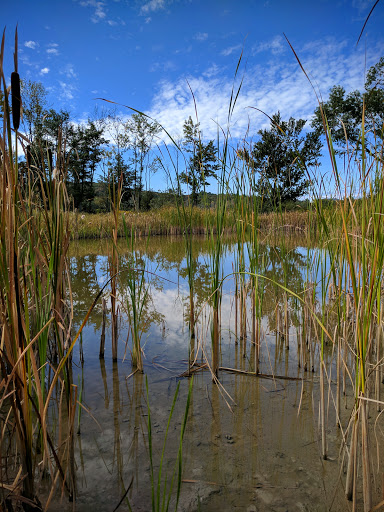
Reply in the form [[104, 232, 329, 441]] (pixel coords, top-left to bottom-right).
[[241, 112, 321, 207], [311, 57, 384, 150], [179, 116, 220, 206]]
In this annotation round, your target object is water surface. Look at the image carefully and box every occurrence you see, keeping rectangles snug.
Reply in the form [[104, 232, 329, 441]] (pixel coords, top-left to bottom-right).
[[52, 235, 357, 511]]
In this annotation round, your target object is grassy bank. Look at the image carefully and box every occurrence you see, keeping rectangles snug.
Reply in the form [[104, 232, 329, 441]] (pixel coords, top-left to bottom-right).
[[68, 206, 316, 239]]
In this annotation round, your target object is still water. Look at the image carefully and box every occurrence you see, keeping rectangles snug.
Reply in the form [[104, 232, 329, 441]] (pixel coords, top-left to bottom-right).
[[55, 236, 352, 511]]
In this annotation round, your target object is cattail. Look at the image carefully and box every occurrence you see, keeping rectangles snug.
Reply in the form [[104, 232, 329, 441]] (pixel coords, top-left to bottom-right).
[[48, 148, 53, 171], [11, 71, 21, 131]]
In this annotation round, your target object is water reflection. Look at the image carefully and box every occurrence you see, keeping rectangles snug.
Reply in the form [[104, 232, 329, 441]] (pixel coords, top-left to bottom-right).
[[61, 235, 351, 511]]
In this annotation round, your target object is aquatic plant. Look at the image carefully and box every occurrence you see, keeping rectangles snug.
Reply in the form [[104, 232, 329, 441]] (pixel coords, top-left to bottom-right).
[[122, 224, 151, 372], [146, 376, 193, 512], [0, 29, 76, 509]]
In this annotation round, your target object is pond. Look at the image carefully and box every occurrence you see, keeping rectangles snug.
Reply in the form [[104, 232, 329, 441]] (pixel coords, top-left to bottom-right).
[[50, 235, 378, 511]]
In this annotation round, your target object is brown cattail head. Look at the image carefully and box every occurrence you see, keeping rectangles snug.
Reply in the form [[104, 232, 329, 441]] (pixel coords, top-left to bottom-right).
[[48, 148, 53, 171], [11, 71, 21, 131]]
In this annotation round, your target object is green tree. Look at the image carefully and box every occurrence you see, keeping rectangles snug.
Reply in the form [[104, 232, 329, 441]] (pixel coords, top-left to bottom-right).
[[21, 79, 48, 142], [243, 112, 321, 207], [123, 113, 161, 211], [109, 152, 135, 208], [67, 121, 107, 211], [311, 57, 384, 150], [179, 116, 219, 206]]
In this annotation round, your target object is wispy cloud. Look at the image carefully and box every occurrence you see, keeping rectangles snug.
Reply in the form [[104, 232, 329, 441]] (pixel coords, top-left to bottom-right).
[[40, 67, 50, 75], [79, 0, 123, 25], [80, 0, 107, 22], [140, 0, 166, 15], [194, 32, 208, 42], [150, 60, 176, 73], [59, 81, 76, 101], [252, 35, 285, 55], [202, 64, 221, 78], [148, 39, 383, 142], [47, 48, 59, 55], [24, 40, 38, 50], [60, 63, 78, 79], [352, 0, 372, 13], [221, 44, 242, 57]]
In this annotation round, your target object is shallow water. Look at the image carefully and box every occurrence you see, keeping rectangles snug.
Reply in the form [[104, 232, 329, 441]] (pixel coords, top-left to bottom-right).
[[47, 235, 379, 511]]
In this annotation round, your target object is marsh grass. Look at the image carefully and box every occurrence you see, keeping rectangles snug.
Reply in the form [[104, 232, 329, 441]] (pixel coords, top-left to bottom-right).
[[2, 19, 383, 512], [146, 376, 193, 512], [286, 39, 384, 510], [67, 207, 314, 239], [122, 223, 151, 372], [0, 30, 77, 509]]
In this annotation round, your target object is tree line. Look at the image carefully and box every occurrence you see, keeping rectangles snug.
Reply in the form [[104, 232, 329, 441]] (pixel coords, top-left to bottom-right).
[[7, 56, 384, 212]]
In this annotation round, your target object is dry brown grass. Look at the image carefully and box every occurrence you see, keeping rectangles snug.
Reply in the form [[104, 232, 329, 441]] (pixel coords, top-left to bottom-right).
[[69, 207, 315, 239]]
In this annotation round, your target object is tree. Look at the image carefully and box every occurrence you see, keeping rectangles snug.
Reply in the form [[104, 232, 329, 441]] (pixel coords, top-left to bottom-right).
[[123, 113, 161, 211], [311, 57, 384, 150], [21, 79, 48, 142], [179, 116, 220, 206], [67, 121, 107, 211], [243, 112, 321, 207], [109, 152, 135, 208]]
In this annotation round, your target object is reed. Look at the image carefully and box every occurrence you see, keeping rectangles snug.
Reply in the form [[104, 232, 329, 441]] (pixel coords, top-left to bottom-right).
[[122, 224, 150, 372], [146, 376, 193, 512], [67, 207, 313, 240], [288, 42, 384, 510], [109, 171, 122, 361], [0, 30, 76, 509]]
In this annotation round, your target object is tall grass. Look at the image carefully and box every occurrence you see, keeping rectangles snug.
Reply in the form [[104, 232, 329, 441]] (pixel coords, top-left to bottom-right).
[[146, 377, 193, 512], [0, 30, 76, 509], [122, 224, 150, 372], [288, 41, 384, 510], [67, 207, 313, 239]]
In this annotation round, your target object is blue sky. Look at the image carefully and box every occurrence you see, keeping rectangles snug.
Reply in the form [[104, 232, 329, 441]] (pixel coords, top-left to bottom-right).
[[3, 0, 384, 191]]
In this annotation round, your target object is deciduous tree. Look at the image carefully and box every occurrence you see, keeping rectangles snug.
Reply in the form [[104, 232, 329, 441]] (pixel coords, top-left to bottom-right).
[[242, 112, 321, 207], [311, 57, 384, 150], [179, 116, 219, 206]]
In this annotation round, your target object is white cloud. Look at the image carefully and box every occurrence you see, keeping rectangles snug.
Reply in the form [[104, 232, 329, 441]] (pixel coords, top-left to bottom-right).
[[252, 35, 285, 55], [59, 81, 76, 101], [194, 32, 208, 42], [150, 60, 176, 73], [352, 0, 371, 12], [140, 0, 165, 15], [79, 0, 122, 24], [60, 63, 77, 79], [203, 64, 221, 78], [145, 17, 152, 23], [148, 39, 384, 142], [40, 67, 50, 75], [24, 40, 38, 49], [47, 48, 59, 55], [221, 44, 242, 57]]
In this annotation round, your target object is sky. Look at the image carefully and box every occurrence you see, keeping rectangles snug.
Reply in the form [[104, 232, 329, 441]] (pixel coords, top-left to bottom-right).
[[2, 0, 384, 191]]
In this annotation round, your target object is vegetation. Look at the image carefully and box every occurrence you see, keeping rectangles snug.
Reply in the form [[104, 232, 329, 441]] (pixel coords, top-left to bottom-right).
[[3, 18, 384, 512], [239, 112, 321, 208], [311, 56, 384, 150], [178, 116, 220, 206], [0, 31, 77, 510]]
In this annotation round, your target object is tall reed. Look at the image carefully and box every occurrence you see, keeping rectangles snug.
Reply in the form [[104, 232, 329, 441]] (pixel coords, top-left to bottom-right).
[[122, 224, 150, 372], [0, 29, 76, 509], [288, 40, 384, 510], [146, 376, 193, 512]]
